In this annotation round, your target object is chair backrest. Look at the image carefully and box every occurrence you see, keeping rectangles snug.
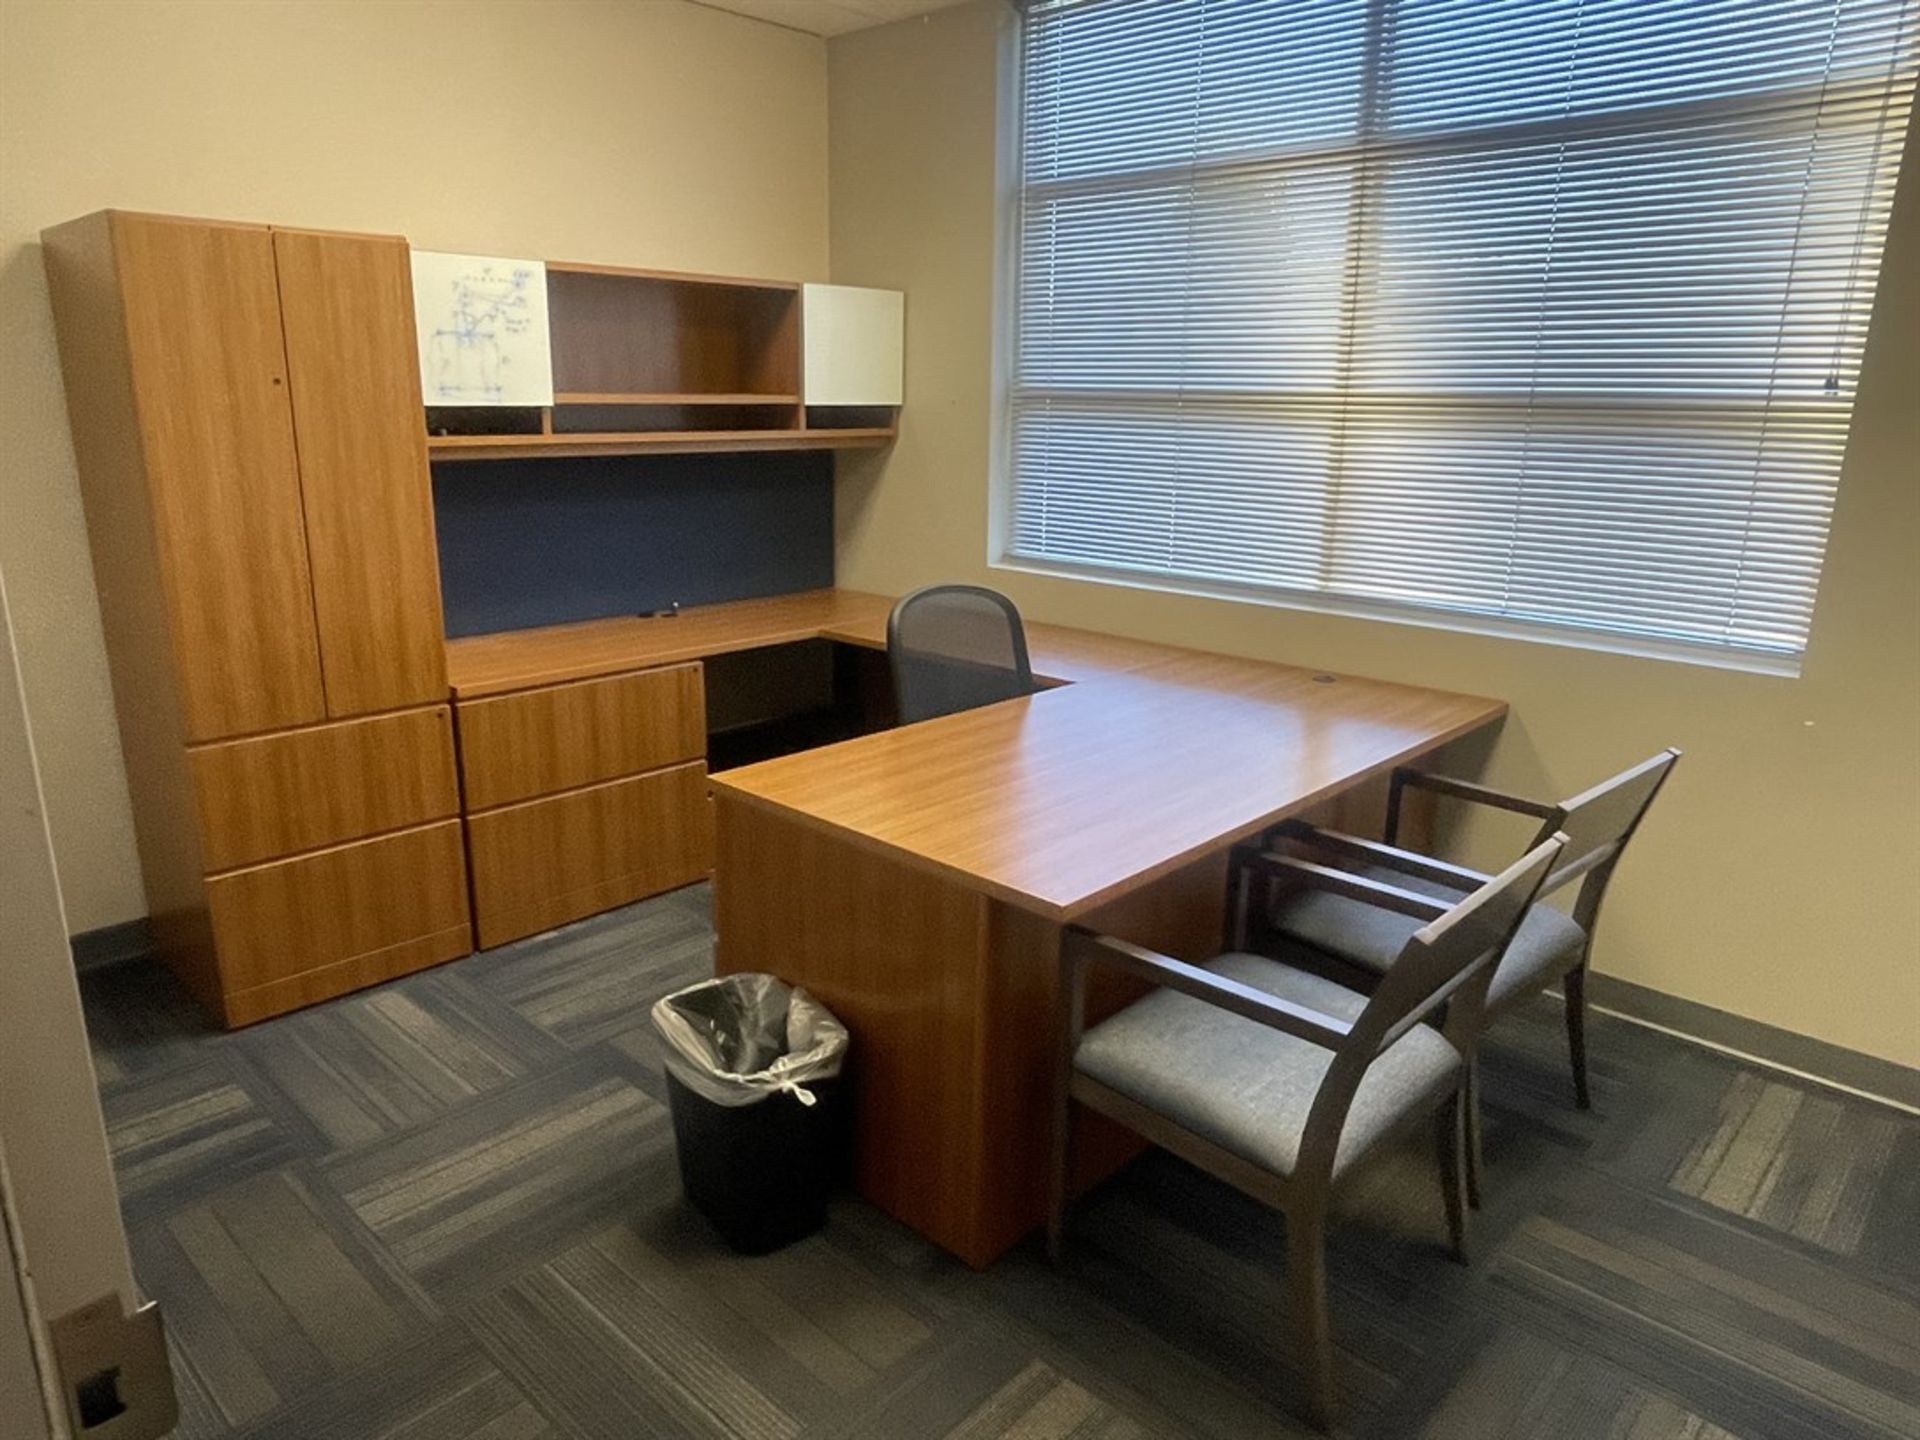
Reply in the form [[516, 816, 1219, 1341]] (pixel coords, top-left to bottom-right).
[[887, 584, 1037, 724], [1530, 748, 1680, 926], [1296, 833, 1566, 1178]]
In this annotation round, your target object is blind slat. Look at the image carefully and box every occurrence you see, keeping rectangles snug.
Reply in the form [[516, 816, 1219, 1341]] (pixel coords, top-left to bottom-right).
[[1010, 0, 1919, 659]]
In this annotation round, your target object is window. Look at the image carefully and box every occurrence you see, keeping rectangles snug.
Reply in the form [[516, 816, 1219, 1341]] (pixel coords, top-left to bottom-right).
[[1006, 0, 1919, 663]]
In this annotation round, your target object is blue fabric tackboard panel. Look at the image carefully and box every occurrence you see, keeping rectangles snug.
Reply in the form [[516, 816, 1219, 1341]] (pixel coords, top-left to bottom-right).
[[433, 452, 834, 638]]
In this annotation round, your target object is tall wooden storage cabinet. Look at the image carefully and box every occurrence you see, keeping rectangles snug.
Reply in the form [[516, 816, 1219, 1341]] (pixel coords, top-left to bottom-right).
[[42, 211, 471, 1027]]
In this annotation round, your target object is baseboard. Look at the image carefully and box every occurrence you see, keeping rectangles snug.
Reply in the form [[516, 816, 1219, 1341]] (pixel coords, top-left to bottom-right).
[[1586, 972, 1920, 1113], [66, 912, 1917, 1108], [69, 918, 155, 972]]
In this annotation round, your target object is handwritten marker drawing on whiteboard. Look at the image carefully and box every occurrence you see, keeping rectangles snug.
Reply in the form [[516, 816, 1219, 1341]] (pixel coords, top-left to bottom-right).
[[431, 266, 529, 397], [410, 250, 554, 407]]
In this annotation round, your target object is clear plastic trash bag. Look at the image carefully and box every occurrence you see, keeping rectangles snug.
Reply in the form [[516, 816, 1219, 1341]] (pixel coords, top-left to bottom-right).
[[651, 973, 848, 1108]]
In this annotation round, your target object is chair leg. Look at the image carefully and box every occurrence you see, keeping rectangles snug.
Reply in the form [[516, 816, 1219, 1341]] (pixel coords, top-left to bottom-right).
[[1435, 1085, 1469, 1264], [1564, 961, 1592, 1110], [1228, 858, 1252, 951], [1463, 1053, 1485, 1210], [1286, 1206, 1336, 1431]]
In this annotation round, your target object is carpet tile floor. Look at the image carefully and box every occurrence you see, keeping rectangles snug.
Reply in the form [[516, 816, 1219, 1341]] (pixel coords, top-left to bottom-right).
[[79, 884, 1920, 1439]]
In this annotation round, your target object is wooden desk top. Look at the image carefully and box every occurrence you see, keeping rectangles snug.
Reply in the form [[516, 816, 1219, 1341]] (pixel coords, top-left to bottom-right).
[[443, 588, 1186, 698], [444, 590, 888, 698], [445, 587, 1506, 919], [712, 640, 1505, 920]]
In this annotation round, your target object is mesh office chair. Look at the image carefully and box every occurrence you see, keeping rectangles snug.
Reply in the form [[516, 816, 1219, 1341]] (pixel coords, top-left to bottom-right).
[[1254, 749, 1680, 1200], [1050, 834, 1566, 1430], [887, 584, 1037, 724]]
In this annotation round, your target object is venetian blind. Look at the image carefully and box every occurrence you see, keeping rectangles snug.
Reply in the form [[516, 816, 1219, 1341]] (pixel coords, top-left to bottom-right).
[[1009, 0, 1918, 658]]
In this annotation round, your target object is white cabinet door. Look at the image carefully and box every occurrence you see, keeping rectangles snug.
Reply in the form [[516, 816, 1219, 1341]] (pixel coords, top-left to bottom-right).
[[803, 284, 904, 407]]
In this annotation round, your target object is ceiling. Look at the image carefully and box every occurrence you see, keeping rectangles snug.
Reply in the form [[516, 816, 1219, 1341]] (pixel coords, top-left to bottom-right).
[[691, 0, 980, 39]]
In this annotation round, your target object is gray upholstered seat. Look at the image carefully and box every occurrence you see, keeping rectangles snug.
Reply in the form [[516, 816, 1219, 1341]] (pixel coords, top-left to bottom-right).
[[1273, 864, 1586, 1013], [1074, 952, 1463, 1180], [1053, 837, 1567, 1432]]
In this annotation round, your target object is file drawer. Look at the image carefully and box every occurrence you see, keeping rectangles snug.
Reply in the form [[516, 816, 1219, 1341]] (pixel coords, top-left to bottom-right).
[[205, 819, 471, 1024], [190, 705, 457, 871], [466, 761, 711, 948], [456, 662, 705, 811]]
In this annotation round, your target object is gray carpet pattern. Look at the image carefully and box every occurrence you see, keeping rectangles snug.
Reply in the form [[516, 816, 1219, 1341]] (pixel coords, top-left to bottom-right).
[[79, 885, 1920, 1439]]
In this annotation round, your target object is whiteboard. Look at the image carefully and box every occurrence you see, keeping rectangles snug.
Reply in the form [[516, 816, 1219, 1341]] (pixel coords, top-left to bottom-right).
[[411, 250, 553, 406]]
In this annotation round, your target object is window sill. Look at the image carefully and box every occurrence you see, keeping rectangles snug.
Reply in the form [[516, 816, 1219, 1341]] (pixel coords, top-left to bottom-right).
[[990, 556, 1804, 679]]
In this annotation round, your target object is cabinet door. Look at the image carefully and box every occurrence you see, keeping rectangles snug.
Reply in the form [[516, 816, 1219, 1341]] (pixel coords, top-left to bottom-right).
[[113, 214, 325, 740], [801, 283, 904, 406], [273, 227, 448, 717]]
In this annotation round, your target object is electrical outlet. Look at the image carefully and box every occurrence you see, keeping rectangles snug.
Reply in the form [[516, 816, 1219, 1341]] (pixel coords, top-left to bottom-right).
[[48, 1295, 178, 1439]]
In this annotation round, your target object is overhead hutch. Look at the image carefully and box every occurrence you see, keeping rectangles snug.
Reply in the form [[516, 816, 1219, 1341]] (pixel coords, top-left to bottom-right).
[[43, 210, 903, 1026]]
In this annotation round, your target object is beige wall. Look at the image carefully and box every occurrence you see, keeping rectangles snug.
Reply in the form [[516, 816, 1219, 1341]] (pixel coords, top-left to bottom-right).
[[5, 0, 1913, 1067], [828, 2, 1920, 1067], [0, 0, 829, 932]]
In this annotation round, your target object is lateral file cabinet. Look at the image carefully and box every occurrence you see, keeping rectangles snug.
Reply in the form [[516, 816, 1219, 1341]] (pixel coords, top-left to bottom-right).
[[456, 664, 714, 947], [43, 210, 470, 1026]]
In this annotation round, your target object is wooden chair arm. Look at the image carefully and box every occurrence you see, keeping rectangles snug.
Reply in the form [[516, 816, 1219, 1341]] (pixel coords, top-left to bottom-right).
[[1233, 847, 1452, 923], [1268, 819, 1489, 893], [1064, 929, 1352, 1051], [1387, 766, 1558, 844]]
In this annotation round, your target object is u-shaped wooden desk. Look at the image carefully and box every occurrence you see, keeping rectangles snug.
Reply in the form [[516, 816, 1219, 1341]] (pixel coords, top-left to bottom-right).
[[700, 594, 1507, 1267]]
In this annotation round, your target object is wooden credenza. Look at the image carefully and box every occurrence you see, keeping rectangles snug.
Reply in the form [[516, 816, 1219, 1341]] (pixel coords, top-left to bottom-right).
[[43, 211, 470, 1026]]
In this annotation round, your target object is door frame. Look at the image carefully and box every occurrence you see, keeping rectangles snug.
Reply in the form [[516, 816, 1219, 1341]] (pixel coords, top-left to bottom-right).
[[0, 559, 146, 1436]]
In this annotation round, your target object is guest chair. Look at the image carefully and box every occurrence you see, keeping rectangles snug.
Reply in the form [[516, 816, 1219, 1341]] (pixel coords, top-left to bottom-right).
[[1048, 835, 1566, 1430], [1257, 749, 1680, 1198], [886, 583, 1036, 724]]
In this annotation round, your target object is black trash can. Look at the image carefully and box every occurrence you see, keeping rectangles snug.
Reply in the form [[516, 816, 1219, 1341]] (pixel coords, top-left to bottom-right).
[[652, 974, 851, 1255]]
